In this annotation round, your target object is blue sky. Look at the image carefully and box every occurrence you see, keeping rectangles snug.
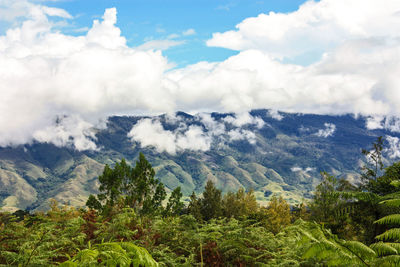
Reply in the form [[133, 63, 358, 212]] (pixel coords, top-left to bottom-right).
[[32, 0, 309, 66]]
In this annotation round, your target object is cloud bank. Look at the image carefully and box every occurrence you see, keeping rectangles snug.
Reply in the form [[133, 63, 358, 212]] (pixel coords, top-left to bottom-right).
[[1, 0, 400, 150], [128, 112, 263, 154]]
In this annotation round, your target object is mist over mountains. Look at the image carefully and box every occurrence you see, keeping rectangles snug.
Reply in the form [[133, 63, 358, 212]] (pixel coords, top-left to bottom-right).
[[1, 109, 400, 212]]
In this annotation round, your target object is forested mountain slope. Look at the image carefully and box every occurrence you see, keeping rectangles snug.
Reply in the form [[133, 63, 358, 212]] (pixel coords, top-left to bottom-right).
[[1, 110, 398, 211]]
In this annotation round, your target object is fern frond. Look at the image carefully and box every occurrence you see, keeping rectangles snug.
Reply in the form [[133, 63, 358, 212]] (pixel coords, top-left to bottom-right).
[[370, 242, 398, 256], [342, 240, 376, 260], [390, 180, 400, 188], [379, 199, 400, 208], [375, 214, 400, 225], [340, 191, 380, 203], [372, 254, 400, 265], [376, 228, 400, 241]]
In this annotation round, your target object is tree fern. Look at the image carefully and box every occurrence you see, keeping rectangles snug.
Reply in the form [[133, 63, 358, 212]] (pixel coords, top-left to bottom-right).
[[299, 220, 376, 266], [59, 242, 158, 267]]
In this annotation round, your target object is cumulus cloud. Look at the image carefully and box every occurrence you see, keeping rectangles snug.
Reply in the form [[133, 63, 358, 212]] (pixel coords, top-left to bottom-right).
[[0, 6, 173, 150], [315, 123, 336, 138], [2, 0, 400, 151], [207, 0, 400, 60]]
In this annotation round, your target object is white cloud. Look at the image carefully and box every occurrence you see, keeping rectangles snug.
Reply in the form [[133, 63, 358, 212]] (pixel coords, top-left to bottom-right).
[[0, 6, 173, 149], [2, 1, 400, 150], [0, 0, 71, 22], [366, 116, 400, 133], [315, 123, 336, 138], [267, 109, 283, 120], [137, 39, 184, 51], [33, 115, 98, 150], [128, 119, 179, 154], [291, 166, 315, 174], [223, 112, 264, 128], [128, 118, 211, 154], [182, 28, 195, 36], [385, 135, 400, 159], [366, 116, 385, 130], [207, 0, 400, 60], [128, 113, 260, 154], [227, 129, 256, 144]]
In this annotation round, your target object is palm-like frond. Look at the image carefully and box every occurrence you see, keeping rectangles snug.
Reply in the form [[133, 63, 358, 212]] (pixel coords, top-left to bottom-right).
[[370, 242, 398, 256], [379, 199, 400, 208], [376, 228, 400, 241], [375, 214, 400, 225], [59, 242, 158, 267]]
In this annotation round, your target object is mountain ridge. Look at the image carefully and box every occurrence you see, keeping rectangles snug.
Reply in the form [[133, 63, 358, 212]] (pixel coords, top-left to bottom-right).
[[0, 109, 398, 211]]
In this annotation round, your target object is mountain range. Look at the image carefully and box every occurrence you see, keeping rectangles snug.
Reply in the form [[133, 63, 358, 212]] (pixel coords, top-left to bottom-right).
[[1, 109, 399, 212]]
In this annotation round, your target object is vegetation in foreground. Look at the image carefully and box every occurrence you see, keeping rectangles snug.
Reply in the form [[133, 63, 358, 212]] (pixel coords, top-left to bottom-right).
[[2, 138, 400, 266]]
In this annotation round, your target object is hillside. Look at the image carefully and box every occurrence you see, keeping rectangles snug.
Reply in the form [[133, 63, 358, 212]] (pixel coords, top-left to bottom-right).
[[0, 109, 398, 211]]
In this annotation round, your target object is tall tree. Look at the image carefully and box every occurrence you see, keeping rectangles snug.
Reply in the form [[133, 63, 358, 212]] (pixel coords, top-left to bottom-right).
[[164, 186, 184, 216], [187, 191, 203, 221], [86, 153, 166, 215], [201, 180, 222, 221], [265, 195, 291, 234]]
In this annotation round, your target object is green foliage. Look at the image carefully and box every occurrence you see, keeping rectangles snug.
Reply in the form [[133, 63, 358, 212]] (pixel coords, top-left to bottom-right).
[[187, 191, 202, 221], [200, 180, 222, 221], [95, 208, 139, 242], [0, 202, 85, 266], [164, 186, 184, 217], [148, 215, 313, 266], [221, 188, 259, 219], [263, 194, 291, 234], [86, 153, 166, 215], [59, 242, 158, 267], [300, 220, 376, 266]]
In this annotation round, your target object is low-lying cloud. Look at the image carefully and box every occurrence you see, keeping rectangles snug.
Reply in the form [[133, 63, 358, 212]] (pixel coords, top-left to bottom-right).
[[315, 123, 336, 138], [385, 135, 400, 159], [1, 0, 400, 150], [128, 112, 262, 154]]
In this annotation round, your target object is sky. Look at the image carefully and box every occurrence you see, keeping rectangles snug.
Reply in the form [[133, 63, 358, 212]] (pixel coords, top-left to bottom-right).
[[1, 0, 400, 151]]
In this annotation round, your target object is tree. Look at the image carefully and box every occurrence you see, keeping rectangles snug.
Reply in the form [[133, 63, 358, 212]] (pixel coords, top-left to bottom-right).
[[200, 180, 222, 221], [361, 136, 384, 191], [309, 172, 341, 224], [265, 195, 291, 234], [86, 153, 166, 215], [187, 191, 202, 221], [222, 188, 259, 218], [164, 187, 184, 217]]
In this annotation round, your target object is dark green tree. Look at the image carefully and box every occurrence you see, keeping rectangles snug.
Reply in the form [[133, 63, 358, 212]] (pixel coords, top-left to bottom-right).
[[164, 187, 184, 217], [200, 180, 222, 221], [187, 191, 202, 221], [86, 153, 166, 215]]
